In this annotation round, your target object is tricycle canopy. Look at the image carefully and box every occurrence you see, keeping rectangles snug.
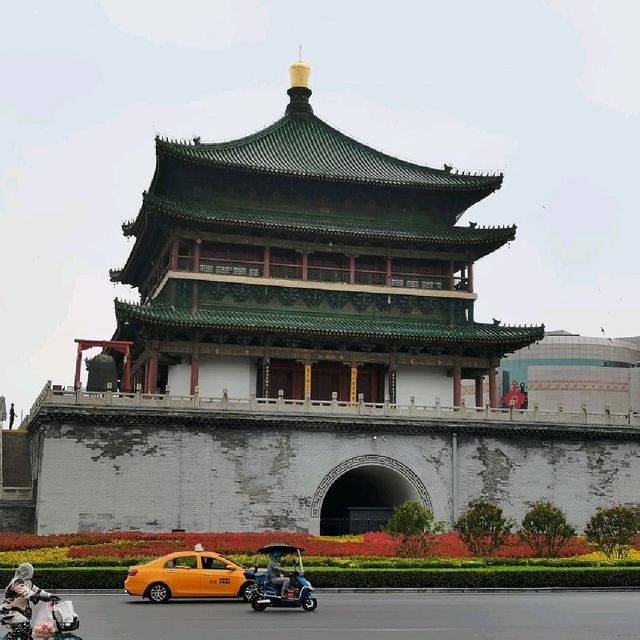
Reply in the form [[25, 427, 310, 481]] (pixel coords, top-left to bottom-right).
[[256, 543, 305, 556]]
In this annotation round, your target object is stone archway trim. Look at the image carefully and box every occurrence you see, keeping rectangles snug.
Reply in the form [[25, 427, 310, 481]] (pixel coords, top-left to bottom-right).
[[310, 454, 432, 518]]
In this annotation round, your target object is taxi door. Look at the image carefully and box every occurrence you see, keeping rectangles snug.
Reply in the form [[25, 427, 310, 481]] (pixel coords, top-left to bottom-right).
[[200, 554, 239, 596], [165, 554, 203, 596]]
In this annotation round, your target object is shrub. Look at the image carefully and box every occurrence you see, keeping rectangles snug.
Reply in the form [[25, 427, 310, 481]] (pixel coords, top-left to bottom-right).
[[520, 501, 577, 557], [383, 501, 444, 557], [1, 566, 639, 590], [455, 500, 514, 557], [585, 506, 640, 560]]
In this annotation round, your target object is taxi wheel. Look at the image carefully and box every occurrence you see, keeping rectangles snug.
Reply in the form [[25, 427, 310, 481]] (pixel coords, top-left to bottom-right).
[[301, 596, 318, 612], [240, 582, 256, 602], [147, 582, 171, 604]]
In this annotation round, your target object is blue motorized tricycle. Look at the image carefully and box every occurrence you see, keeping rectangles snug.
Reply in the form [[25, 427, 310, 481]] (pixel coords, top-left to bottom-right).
[[246, 543, 318, 612]]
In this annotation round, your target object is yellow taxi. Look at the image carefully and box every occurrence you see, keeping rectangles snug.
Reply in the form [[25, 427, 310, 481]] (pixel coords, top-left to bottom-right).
[[124, 548, 255, 603]]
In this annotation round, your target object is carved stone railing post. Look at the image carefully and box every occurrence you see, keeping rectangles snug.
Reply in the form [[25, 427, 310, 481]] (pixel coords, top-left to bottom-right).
[[249, 390, 257, 411], [193, 386, 200, 408], [331, 391, 338, 413], [435, 397, 441, 418], [409, 396, 416, 417], [357, 393, 364, 415], [106, 382, 113, 405], [222, 388, 229, 410], [277, 389, 284, 412], [164, 385, 171, 407]]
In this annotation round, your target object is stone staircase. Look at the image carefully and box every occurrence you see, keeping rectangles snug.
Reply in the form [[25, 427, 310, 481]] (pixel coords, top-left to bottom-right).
[[0, 430, 35, 532], [2, 430, 33, 488]]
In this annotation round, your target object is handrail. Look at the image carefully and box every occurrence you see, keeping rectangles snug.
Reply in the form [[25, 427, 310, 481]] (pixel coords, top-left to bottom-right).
[[20, 387, 640, 430], [170, 258, 471, 291]]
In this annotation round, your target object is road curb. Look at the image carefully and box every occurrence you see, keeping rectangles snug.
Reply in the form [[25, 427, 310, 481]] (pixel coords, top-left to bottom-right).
[[52, 587, 640, 595]]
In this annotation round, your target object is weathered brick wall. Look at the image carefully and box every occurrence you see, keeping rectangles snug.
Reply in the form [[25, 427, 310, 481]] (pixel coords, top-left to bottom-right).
[[0, 502, 35, 533], [456, 437, 640, 528], [31, 416, 640, 535]]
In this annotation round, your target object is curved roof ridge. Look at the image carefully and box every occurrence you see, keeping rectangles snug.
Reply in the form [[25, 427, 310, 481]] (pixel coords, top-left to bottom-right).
[[157, 115, 291, 151], [308, 114, 502, 180], [154, 110, 503, 191], [114, 299, 545, 345]]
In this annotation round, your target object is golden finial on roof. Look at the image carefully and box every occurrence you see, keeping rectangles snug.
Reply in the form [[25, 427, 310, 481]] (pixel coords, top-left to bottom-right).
[[290, 58, 311, 89]]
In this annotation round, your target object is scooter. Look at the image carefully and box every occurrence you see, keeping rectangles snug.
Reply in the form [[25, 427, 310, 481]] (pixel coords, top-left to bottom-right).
[[1, 599, 82, 640], [247, 544, 318, 612]]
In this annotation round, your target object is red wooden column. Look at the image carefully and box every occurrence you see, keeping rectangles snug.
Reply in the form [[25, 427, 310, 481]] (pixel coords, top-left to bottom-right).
[[171, 239, 179, 271], [475, 376, 484, 408], [467, 261, 474, 293], [143, 363, 149, 394], [349, 361, 358, 404], [453, 364, 462, 407], [193, 239, 201, 274], [449, 260, 455, 290], [388, 364, 397, 403], [262, 356, 271, 397], [302, 251, 308, 281], [190, 350, 200, 395], [263, 246, 270, 278], [74, 343, 83, 389], [386, 257, 392, 286], [122, 346, 132, 392], [349, 255, 356, 285], [489, 368, 498, 408], [147, 349, 159, 394]]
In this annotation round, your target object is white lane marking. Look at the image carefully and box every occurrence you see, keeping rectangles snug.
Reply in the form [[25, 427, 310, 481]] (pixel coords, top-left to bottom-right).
[[238, 629, 473, 632]]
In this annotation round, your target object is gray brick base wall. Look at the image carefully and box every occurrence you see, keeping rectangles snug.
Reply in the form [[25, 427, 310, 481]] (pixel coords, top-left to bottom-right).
[[0, 502, 35, 533], [29, 412, 640, 535]]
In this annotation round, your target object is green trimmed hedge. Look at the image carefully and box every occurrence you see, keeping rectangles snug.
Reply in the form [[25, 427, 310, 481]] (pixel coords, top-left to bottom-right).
[[306, 567, 640, 588], [0, 568, 128, 590], [2, 566, 640, 590]]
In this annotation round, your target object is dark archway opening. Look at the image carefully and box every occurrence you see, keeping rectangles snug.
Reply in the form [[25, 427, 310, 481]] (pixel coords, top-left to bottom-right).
[[319, 465, 421, 535]]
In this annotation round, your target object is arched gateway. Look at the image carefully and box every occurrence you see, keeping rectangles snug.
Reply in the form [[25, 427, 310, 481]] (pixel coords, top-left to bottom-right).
[[310, 455, 432, 535]]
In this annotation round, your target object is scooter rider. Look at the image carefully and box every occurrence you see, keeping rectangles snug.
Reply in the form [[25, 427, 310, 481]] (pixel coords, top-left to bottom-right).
[[1, 563, 59, 640], [267, 552, 291, 595]]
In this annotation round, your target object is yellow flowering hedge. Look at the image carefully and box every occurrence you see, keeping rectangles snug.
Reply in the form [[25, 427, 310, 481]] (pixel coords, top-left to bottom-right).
[[0, 547, 70, 567]]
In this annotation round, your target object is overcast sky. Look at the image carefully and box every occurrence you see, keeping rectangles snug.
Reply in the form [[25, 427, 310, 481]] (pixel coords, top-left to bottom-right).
[[1, 0, 639, 422]]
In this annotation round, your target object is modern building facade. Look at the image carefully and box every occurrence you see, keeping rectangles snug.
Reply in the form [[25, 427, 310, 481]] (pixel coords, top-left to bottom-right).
[[500, 331, 640, 413]]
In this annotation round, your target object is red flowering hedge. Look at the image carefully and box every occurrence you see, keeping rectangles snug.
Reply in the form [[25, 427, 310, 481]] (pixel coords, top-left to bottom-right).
[[0, 531, 595, 560]]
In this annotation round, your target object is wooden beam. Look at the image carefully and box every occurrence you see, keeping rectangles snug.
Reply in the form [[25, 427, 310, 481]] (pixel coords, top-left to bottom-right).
[[176, 229, 471, 262], [156, 340, 492, 368]]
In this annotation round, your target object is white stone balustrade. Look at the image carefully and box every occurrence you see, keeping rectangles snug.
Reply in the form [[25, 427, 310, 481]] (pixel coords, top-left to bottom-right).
[[21, 380, 640, 430]]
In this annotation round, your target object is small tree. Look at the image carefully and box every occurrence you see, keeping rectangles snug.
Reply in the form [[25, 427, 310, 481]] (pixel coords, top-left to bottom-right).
[[520, 501, 576, 557], [584, 505, 640, 560], [383, 501, 443, 557], [454, 500, 514, 557]]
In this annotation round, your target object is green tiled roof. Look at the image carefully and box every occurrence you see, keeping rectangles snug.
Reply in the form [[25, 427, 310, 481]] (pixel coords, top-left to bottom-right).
[[115, 300, 544, 346], [129, 193, 516, 247], [156, 110, 502, 192]]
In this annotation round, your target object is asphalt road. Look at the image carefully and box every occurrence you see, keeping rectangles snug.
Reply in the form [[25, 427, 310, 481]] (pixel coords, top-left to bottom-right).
[[44, 592, 640, 640]]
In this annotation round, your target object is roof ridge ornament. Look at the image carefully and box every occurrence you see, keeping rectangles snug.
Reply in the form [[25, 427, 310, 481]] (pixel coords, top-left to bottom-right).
[[286, 59, 313, 116]]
